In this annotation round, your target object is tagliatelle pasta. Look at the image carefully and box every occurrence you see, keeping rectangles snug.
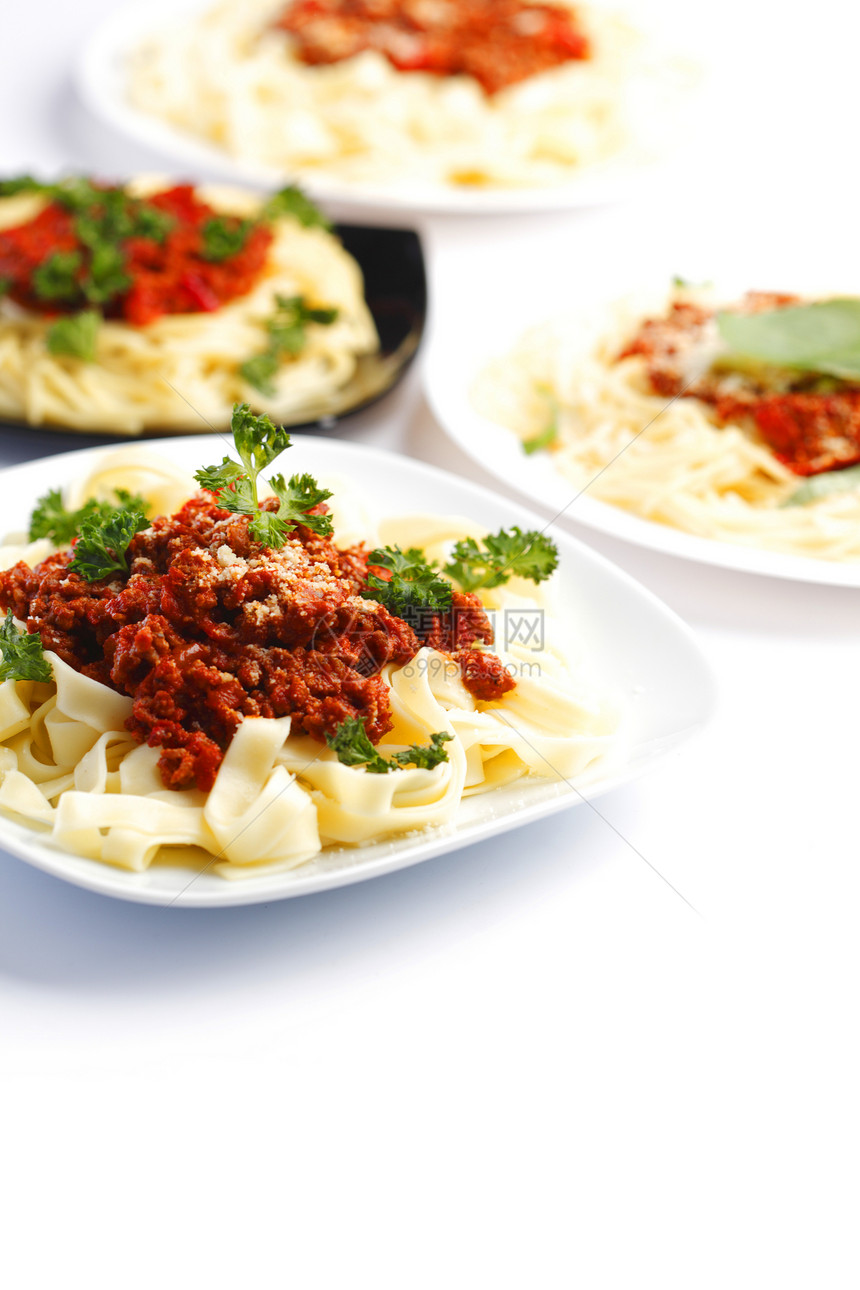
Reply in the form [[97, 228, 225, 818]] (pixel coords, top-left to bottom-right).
[[472, 290, 860, 562], [0, 181, 378, 434], [0, 449, 618, 880], [125, 0, 668, 191]]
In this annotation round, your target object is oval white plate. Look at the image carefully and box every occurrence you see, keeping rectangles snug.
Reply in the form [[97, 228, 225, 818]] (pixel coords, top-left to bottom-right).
[[0, 436, 712, 906], [75, 0, 681, 217], [424, 302, 860, 589]]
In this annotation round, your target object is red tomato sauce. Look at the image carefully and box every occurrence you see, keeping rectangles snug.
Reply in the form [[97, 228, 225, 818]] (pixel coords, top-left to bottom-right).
[[0, 496, 513, 791], [0, 185, 272, 327], [617, 294, 860, 477], [274, 0, 590, 95]]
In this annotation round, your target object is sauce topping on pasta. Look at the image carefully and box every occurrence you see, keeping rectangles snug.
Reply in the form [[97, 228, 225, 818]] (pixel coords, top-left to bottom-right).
[[617, 293, 860, 477], [274, 0, 591, 95], [0, 183, 272, 327], [0, 492, 513, 793]]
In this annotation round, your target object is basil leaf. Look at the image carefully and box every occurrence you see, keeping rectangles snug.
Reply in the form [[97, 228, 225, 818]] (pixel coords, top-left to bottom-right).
[[717, 300, 860, 380], [782, 462, 860, 507]]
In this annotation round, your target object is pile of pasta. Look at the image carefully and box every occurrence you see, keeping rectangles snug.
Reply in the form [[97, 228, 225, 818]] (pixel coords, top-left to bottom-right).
[[0, 182, 378, 434], [472, 290, 860, 562], [127, 0, 651, 190], [0, 450, 618, 880]]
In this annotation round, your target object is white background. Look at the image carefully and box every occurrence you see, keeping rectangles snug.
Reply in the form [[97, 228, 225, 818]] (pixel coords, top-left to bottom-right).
[[1, 2, 859, 1285]]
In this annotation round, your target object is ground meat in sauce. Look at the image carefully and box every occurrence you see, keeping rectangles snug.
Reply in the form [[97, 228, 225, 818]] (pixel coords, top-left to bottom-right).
[[617, 292, 860, 476], [0, 184, 272, 327], [274, 0, 590, 96], [0, 495, 513, 791]]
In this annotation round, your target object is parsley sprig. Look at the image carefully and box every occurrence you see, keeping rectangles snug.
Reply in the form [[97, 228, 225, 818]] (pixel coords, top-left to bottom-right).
[[366, 547, 453, 619], [261, 185, 332, 231], [45, 310, 101, 362], [67, 510, 149, 582], [366, 529, 559, 614], [195, 403, 333, 547], [200, 216, 254, 263], [443, 528, 559, 593], [0, 610, 52, 683], [325, 717, 453, 774], [28, 486, 149, 545], [239, 294, 339, 396]]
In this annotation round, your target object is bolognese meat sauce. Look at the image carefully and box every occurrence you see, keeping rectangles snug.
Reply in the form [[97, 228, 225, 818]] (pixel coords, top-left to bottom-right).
[[617, 292, 860, 477], [0, 495, 514, 792], [0, 184, 272, 327], [274, 0, 591, 96]]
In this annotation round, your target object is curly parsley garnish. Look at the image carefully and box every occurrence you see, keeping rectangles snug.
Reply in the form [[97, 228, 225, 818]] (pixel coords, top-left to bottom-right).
[[365, 546, 453, 619], [45, 310, 101, 362], [200, 216, 254, 263], [261, 185, 332, 231], [0, 610, 52, 683], [239, 294, 339, 396], [28, 486, 149, 545], [195, 403, 333, 547], [442, 528, 559, 593], [67, 510, 149, 582], [325, 717, 453, 774]]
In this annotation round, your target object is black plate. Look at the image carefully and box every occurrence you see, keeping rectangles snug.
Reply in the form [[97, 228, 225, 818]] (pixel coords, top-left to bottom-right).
[[0, 223, 426, 444]]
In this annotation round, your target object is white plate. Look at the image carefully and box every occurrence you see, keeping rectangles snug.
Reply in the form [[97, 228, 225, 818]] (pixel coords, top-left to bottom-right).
[[75, 0, 683, 217], [424, 303, 860, 589], [0, 436, 712, 906]]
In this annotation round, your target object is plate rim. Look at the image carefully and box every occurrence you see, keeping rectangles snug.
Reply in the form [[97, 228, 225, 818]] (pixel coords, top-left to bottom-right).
[[0, 434, 714, 906]]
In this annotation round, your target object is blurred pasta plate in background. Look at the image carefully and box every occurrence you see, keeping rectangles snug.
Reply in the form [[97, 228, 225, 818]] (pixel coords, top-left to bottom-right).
[[426, 281, 860, 585], [76, 0, 697, 212]]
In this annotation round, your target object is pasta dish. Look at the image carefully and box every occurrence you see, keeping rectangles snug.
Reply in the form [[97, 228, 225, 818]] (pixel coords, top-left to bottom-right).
[[126, 0, 652, 190], [0, 407, 618, 880], [472, 285, 860, 561], [0, 176, 377, 433]]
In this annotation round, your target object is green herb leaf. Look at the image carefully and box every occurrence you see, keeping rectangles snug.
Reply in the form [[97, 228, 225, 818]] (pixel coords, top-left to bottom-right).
[[262, 185, 332, 231], [260, 472, 334, 542], [717, 299, 860, 381], [68, 510, 149, 582], [366, 546, 452, 620], [782, 461, 860, 507], [32, 250, 82, 303], [390, 731, 453, 770], [0, 176, 46, 198], [129, 203, 174, 244], [238, 352, 280, 395], [232, 403, 292, 478], [45, 309, 101, 362], [239, 294, 339, 395], [83, 242, 131, 305], [194, 456, 246, 498], [28, 486, 149, 544], [200, 216, 254, 263], [0, 276, 11, 297], [0, 610, 52, 683], [325, 716, 453, 774], [194, 403, 331, 548], [443, 527, 559, 593], [523, 386, 559, 455]]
